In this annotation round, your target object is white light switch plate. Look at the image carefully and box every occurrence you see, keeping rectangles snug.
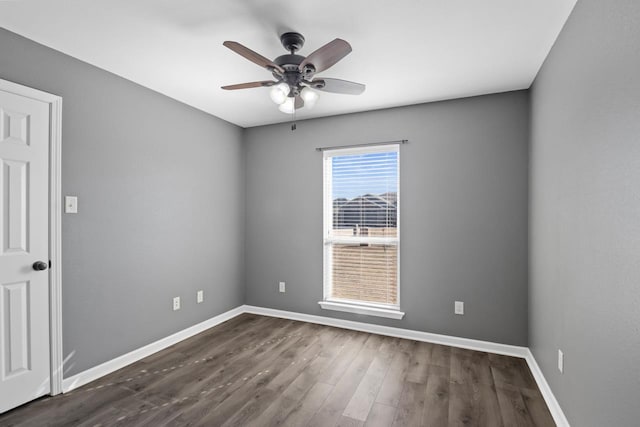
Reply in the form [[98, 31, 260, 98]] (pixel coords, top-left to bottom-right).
[[65, 196, 78, 213], [454, 301, 464, 315]]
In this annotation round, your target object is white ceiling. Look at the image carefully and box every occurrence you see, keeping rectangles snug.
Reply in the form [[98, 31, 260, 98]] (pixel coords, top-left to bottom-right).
[[0, 0, 576, 128]]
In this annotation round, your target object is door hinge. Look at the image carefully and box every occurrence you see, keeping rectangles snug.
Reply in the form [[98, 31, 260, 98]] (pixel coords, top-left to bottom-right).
[[49, 260, 52, 269]]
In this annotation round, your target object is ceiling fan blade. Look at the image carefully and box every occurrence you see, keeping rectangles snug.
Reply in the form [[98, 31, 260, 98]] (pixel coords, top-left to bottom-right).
[[312, 78, 365, 95], [221, 81, 278, 90], [223, 41, 284, 73], [299, 39, 352, 74], [295, 96, 304, 109]]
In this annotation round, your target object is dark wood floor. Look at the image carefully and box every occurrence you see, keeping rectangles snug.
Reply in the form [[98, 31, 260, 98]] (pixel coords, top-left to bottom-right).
[[0, 314, 555, 426]]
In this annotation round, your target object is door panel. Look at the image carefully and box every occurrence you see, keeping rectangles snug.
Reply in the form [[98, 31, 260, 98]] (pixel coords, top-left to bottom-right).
[[0, 89, 50, 413], [1, 108, 31, 146], [2, 159, 30, 254], [2, 281, 31, 377]]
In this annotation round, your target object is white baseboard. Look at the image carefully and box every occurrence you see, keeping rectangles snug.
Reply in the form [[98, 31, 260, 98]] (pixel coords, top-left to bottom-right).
[[524, 349, 570, 426], [62, 305, 245, 393], [243, 305, 529, 358], [61, 303, 568, 426]]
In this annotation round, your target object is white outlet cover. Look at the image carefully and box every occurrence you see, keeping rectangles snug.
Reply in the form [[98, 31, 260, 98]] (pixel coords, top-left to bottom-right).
[[173, 296, 181, 311], [197, 290, 204, 303], [454, 301, 464, 315], [279, 282, 286, 293]]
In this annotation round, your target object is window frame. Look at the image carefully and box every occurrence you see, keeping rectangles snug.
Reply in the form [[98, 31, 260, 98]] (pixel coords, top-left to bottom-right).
[[320, 144, 404, 319]]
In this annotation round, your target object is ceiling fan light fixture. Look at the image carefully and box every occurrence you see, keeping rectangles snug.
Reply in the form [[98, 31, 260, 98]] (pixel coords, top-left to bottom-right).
[[222, 32, 364, 115], [300, 87, 319, 109], [278, 96, 295, 114], [269, 82, 290, 105]]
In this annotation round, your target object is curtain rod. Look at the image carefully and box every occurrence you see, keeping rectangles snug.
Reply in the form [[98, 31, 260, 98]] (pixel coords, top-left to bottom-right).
[[315, 139, 408, 152]]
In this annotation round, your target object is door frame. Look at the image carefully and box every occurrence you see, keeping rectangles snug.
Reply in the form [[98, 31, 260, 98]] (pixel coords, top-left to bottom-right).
[[0, 78, 63, 395]]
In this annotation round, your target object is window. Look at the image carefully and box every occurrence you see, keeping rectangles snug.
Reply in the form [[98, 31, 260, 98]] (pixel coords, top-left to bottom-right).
[[320, 145, 403, 319]]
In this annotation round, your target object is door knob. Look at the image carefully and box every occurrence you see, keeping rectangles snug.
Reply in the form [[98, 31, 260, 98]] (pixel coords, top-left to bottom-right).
[[33, 261, 48, 271]]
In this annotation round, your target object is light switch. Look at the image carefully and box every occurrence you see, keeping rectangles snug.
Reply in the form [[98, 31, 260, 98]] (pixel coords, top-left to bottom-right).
[[65, 196, 78, 213]]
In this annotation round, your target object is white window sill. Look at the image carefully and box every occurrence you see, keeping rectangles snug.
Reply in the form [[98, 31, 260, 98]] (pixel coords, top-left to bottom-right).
[[318, 301, 405, 319]]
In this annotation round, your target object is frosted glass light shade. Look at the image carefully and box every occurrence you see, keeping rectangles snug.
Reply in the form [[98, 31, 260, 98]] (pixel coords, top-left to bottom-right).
[[300, 87, 319, 108], [269, 83, 289, 105], [278, 97, 295, 114]]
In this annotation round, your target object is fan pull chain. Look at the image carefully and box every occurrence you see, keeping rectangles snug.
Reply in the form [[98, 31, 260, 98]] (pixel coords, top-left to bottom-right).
[[291, 106, 297, 131]]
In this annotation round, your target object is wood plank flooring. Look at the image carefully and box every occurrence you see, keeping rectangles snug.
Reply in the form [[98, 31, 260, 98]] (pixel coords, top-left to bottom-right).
[[0, 314, 555, 426]]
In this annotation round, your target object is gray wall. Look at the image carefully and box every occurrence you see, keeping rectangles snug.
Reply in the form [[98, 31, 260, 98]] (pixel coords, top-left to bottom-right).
[[0, 29, 245, 376], [244, 91, 530, 346], [529, 0, 640, 425]]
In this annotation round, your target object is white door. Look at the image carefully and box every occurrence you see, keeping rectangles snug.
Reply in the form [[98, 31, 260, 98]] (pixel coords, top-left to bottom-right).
[[0, 88, 51, 413]]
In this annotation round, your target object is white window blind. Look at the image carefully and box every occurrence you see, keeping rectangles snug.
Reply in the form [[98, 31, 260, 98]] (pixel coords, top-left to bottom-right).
[[323, 145, 400, 309]]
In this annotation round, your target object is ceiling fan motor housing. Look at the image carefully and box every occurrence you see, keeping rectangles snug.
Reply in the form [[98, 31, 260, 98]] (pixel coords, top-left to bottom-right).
[[273, 54, 306, 95], [274, 54, 304, 69]]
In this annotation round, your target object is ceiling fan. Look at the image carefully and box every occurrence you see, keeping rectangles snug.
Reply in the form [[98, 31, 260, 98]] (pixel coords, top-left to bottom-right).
[[221, 32, 365, 114]]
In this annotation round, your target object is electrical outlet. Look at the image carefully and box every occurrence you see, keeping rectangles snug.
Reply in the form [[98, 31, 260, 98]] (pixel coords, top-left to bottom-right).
[[197, 290, 204, 303], [279, 282, 286, 293], [173, 296, 181, 311], [454, 301, 464, 315], [558, 349, 564, 373]]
